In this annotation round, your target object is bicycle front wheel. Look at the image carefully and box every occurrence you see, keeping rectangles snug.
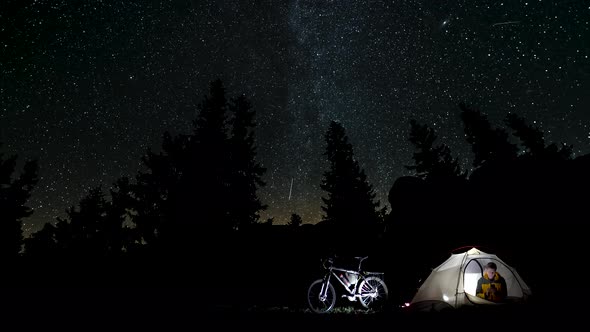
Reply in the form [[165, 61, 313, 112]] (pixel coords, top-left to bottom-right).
[[358, 276, 388, 310], [307, 279, 336, 313]]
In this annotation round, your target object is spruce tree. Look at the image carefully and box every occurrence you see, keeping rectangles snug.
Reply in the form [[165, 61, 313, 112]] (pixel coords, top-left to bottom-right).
[[320, 121, 380, 229], [57, 187, 109, 256], [131, 134, 179, 246], [504, 113, 572, 161], [0, 143, 38, 257], [190, 79, 232, 232], [227, 95, 267, 230], [406, 119, 464, 182], [25, 183, 131, 257], [24, 222, 58, 257], [288, 213, 303, 227], [460, 104, 518, 168], [131, 79, 266, 249], [104, 177, 134, 254]]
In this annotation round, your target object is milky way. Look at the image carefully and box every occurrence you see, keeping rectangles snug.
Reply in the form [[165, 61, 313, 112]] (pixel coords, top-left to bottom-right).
[[2, 1, 589, 234]]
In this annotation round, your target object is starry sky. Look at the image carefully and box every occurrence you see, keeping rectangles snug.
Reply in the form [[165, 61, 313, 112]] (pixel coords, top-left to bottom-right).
[[2, 1, 589, 235]]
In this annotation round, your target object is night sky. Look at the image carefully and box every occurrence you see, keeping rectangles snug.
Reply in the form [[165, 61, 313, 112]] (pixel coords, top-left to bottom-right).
[[2, 1, 589, 235]]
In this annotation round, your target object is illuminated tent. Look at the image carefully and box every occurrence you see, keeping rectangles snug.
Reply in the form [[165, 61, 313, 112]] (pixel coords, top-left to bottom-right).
[[409, 247, 532, 311]]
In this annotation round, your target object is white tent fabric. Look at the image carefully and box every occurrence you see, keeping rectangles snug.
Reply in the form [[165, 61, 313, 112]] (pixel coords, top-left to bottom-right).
[[410, 248, 532, 311]]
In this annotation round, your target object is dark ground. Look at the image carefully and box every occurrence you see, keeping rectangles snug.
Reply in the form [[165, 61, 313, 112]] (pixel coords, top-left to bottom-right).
[[3, 223, 584, 331], [2, 285, 581, 331]]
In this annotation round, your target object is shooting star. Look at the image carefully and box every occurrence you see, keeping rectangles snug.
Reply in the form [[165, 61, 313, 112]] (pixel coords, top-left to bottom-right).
[[288, 178, 294, 201], [491, 21, 521, 27]]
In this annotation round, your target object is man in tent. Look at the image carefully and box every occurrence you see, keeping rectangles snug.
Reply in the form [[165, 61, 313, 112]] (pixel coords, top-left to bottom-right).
[[409, 248, 531, 311], [476, 262, 507, 302]]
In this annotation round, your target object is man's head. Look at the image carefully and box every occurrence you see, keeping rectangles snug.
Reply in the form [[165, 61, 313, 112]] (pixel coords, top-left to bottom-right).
[[484, 262, 497, 279]]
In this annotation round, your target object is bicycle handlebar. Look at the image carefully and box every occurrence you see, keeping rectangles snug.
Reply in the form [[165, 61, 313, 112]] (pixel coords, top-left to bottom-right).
[[322, 255, 370, 271]]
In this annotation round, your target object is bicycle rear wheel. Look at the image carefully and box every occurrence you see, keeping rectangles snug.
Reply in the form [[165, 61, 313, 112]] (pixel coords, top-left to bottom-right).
[[307, 279, 336, 313], [358, 276, 388, 310]]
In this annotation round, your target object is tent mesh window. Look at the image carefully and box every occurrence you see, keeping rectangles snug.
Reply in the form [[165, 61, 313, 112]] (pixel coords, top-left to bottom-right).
[[463, 259, 483, 296]]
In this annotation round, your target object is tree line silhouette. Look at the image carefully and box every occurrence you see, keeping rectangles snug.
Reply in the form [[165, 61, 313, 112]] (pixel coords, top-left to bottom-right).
[[2, 80, 588, 309], [0, 142, 38, 260]]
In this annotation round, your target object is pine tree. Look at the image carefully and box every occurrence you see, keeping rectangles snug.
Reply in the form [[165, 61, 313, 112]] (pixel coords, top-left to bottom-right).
[[58, 187, 109, 256], [130, 79, 266, 250], [49, 186, 127, 257], [227, 95, 267, 230], [23, 222, 58, 257], [131, 134, 179, 246], [406, 119, 464, 182], [0, 143, 38, 257], [504, 113, 572, 161], [460, 104, 518, 168], [190, 79, 232, 232], [288, 213, 303, 227], [264, 217, 274, 226], [320, 121, 380, 229], [104, 177, 134, 254], [25, 181, 131, 257], [130, 79, 232, 248]]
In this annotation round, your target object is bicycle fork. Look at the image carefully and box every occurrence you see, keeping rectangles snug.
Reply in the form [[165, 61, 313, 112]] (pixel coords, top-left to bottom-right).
[[319, 275, 331, 301]]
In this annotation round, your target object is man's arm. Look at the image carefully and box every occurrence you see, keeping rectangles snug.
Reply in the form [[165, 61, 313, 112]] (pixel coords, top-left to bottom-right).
[[476, 278, 485, 299]]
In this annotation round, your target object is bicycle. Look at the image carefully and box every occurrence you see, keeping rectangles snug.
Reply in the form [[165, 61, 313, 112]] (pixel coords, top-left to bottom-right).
[[307, 256, 388, 313]]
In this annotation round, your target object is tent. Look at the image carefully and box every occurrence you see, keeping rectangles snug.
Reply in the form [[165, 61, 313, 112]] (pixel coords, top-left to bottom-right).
[[409, 247, 532, 311]]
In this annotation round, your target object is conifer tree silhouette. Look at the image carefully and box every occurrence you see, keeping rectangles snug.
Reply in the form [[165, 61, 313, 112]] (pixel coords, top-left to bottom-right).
[[406, 119, 464, 182], [104, 178, 134, 255], [131, 133, 178, 247], [287, 213, 303, 227], [460, 103, 518, 168], [0, 142, 38, 257], [320, 121, 380, 230], [23, 222, 58, 257], [130, 79, 266, 251], [130, 80, 232, 248], [227, 95, 267, 231], [26, 185, 129, 257], [504, 113, 572, 161], [264, 217, 274, 226], [190, 79, 232, 232], [56, 187, 109, 256]]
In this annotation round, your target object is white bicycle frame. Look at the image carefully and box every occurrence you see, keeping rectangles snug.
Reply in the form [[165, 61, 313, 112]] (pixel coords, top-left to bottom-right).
[[320, 266, 382, 300]]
